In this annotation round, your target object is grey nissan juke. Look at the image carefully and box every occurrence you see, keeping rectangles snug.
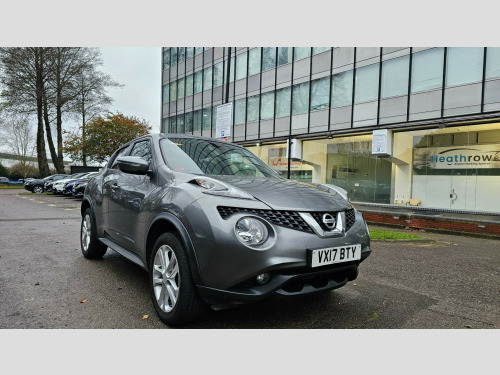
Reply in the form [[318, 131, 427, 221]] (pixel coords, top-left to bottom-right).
[[80, 133, 371, 325]]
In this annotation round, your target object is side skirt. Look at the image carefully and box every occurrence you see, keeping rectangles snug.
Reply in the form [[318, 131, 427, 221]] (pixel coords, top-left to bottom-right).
[[98, 237, 148, 271]]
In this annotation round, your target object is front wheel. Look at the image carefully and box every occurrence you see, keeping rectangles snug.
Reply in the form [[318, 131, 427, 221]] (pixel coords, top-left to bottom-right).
[[81, 208, 107, 259], [33, 185, 43, 194], [149, 233, 207, 326]]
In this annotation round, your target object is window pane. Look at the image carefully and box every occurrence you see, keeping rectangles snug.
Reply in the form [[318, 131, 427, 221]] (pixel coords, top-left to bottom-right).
[[213, 62, 223, 87], [310, 77, 330, 111], [261, 91, 274, 120], [170, 80, 177, 101], [332, 70, 353, 108], [248, 48, 261, 76], [177, 114, 185, 133], [276, 87, 291, 117], [186, 47, 194, 60], [204, 47, 211, 51], [486, 47, 500, 79], [278, 47, 292, 66], [163, 49, 170, 70], [236, 52, 248, 80], [224, 57, 235, 83], [195, 47, 203, 55], [411, 47, 444, 93], [185, 74, 193, 96], [185, 112, 193, 133], [178, 47, 185, 63], [381, 55, 409, 98], [355, 63, 379, 104], [234, 98, 246, 125], [292, 82, 310, 115], [294, 47, 311, 61], [446, 47, 484, 87], [162, 84, 169, 104], [194, 70, 203, 94], [169, 116, 177, 133], [262, 47, 276, 71], [203, 107, 212, 131], [247, 94, 260, 122], [313, 47, 330, 55], [171, 47, 178, 66], [177, 78, 185, 99], [212, 105, 217, 129], [204, 66, 212, 90], [193, 110, 202, 131]]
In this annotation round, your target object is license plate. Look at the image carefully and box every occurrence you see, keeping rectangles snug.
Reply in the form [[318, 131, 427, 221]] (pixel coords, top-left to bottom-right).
[[308, 244, 361, 268]]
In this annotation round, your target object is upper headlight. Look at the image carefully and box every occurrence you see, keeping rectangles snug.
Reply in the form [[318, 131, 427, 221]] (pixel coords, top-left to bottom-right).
[[191, 177, 254, 200], [235, 217, 269, 246]]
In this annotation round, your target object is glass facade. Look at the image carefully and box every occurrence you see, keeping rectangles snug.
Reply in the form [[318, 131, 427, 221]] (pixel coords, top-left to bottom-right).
[[161, 47, 500, 213]]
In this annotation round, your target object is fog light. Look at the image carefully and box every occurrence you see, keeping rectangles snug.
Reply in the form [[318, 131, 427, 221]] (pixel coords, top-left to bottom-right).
[[256, 273, 270, 285]]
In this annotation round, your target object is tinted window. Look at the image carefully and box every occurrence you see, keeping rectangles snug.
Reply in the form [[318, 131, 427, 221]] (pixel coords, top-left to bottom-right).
[[110, 147, 129, 169], [161, 138, 277, 178], [129, 140, 152, 164]]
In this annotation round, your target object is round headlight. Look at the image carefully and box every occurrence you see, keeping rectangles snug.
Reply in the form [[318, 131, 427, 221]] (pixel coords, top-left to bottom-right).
[[235, 217, 269, 246]]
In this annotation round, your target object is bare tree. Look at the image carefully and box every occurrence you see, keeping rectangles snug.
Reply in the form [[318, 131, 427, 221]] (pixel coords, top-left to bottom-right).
[[70, 49, 123, 166], [0, 47, 51, 176], [0, 114, 36, 179]]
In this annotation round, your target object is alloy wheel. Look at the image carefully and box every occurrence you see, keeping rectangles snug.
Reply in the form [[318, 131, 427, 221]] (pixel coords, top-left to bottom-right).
[[81, 214, 91, 252], [152, 245, 180, 313], [33, 186, 43, 193]]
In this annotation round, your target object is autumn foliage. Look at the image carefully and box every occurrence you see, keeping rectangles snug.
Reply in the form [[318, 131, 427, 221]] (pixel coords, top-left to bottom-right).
[[64, 112, 151, 164]]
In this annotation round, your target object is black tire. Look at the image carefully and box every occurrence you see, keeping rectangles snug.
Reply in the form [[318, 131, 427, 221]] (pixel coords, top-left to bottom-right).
[[80, 208, 107, 259], [33, 185, 43, 194], [149, 232, 207, 326]]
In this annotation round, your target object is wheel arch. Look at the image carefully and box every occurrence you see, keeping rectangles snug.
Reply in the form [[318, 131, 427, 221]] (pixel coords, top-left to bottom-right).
[[81, 198, 91, 217], [146, 213, 205, 286]]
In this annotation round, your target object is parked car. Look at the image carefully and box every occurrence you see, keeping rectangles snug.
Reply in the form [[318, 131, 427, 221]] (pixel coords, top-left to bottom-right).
[[80, 134, 371, 326], [63, 172, 99, 196], [73, 180, 89, 198], [24, 174, 68, 193], [0, 177, 9, 183], [52, 172, 93, 194]]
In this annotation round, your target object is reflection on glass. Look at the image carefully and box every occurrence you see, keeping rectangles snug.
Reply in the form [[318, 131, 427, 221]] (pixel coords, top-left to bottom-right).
[[234, 98, 246, 125], [381, 55, 409, 98], [311, 77, 330, 111], [248, 48, 261, 76], [260, 91, 274, 120], [262, 47, 276, 71], [276, 86, 291, 117], [292, 82, 310, 115], [331, 70, 353, 108], [247, 95, 260, 122], [355, 63, 379, 104]]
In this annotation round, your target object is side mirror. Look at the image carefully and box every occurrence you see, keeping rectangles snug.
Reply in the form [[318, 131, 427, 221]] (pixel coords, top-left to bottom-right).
[[116, 156, 150, 175]]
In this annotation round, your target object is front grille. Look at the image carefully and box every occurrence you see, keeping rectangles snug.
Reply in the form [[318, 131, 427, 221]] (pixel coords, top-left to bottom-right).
[[310, 208, 356, 232], [217, 206, 313, 233]]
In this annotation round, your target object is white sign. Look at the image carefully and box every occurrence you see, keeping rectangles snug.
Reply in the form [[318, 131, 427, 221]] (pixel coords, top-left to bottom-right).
[[413, 144, 500, 170], [372, 129, 392, 156], [216, 103, 233, 138]]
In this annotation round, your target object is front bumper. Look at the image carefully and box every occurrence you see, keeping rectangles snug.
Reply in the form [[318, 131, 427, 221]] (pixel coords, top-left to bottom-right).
[[182, 197, 371, 303], [197, 260, 366, 308]]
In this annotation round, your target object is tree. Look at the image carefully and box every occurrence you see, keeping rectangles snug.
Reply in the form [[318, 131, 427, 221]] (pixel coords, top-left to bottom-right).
[[0, 47, 121, 173], [70, 50, 123, 166], [0, 47, 51, 176], [64, 112, 151, 164], [0, 114, 36, 179]]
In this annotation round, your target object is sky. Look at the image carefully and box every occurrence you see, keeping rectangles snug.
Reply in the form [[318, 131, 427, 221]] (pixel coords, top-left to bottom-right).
[[99, 47, 161, 133]]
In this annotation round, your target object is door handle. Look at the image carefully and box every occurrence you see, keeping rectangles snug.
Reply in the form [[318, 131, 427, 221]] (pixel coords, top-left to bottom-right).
[[111, 183, 119, 189]]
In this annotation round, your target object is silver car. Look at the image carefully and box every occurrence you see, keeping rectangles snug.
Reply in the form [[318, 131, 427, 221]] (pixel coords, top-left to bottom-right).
[[81, 134, 371, 325]]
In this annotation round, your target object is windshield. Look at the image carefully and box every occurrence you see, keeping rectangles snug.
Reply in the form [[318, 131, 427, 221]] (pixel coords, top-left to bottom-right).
[[160, 138, 278, 178]]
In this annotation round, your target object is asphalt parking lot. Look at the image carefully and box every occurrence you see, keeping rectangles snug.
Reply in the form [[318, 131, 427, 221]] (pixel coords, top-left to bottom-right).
[[0, 188, 499, 329]]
